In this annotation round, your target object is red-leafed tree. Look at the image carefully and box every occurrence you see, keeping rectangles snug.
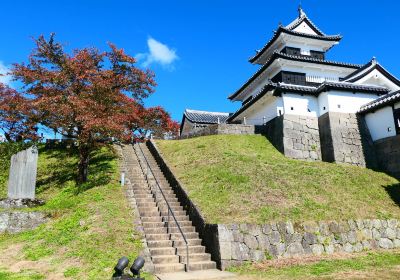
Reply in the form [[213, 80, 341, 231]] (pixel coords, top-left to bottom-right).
[[124, 102, 180, 140], [0, 83, 37, 142], [12, 34, 157, 183]]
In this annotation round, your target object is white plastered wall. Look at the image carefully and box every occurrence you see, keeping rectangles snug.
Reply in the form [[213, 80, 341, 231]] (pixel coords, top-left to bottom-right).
[[292, 22, 318, 35], [282, 93, 318, 117], [238, 95, 283, 125], [365, 106, 396, 141], [318, 91, 378, 116]]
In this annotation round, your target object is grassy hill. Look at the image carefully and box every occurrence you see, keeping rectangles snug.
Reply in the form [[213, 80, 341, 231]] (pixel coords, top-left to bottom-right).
[[0, 144, 144, 279], [156, 135, 400, 224]]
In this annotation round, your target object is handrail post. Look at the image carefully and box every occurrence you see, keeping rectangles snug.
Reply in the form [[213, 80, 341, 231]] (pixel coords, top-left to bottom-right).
[[167, 208, 170, 234], [186, 244, 190, 272]]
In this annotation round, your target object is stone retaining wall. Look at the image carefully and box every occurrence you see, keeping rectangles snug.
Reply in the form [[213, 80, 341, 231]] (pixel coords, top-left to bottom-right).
[[374, 135, 400, 179], [318, 112, 377, 167], [263, 115, 321, 161], [218, 219, 400, 269], [180, 124, 256, 139]]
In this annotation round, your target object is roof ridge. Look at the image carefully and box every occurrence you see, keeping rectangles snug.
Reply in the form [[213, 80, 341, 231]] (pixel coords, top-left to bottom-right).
[[359, 90, 400, 113], [185, 109, 230, 115]]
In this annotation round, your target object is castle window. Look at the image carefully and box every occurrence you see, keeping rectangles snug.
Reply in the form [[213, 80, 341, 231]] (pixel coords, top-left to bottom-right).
[[291, 107, 294, 111], [310, 50, 325, 60], [337, 104, 341, 109], [281, 47, 301, 56]]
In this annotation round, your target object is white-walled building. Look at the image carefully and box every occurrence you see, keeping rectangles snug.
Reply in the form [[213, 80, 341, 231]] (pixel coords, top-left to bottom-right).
[[180, 7, 400, 177]]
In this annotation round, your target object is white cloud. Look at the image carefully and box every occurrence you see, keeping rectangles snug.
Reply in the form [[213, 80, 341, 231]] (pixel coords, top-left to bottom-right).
[[0, 61, 11, 85], [137, 37, 178, 68]]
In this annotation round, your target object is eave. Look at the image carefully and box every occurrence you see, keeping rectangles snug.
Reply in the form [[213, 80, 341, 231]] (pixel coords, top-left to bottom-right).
[[229, 52, 362, 101], [249, 27, 342, 64]]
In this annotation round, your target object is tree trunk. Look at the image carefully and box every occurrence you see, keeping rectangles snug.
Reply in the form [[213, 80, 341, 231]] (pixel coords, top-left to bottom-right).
[[4, 133, 11, 142], [77, 144, 90, 183]]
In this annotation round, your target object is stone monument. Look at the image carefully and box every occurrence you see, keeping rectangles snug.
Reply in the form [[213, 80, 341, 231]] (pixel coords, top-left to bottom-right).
[[7, 146, 38, 200]]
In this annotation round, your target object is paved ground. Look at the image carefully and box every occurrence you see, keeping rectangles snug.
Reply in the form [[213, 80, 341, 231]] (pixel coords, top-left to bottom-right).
[[156, 269, 237, 280]]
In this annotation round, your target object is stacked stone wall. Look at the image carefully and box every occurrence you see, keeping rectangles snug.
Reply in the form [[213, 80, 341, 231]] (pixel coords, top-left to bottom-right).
[[218, 219, 400, 269], [282, 115, 321, 160], [180, 124, 256, 139], [374, 135, 400, 179], [0, 211, 48, 234], [263, 115, 321, 161], [318, 112, 376, 167]]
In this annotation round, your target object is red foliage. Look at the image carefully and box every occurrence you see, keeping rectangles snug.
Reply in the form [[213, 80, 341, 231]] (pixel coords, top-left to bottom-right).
[[12, 34, 157, 182], [0, 83, 37, 142], [124, 103, 180, 140]]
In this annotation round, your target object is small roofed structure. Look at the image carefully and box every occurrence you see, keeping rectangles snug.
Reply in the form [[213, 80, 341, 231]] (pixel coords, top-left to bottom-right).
[[180, 109, 231, 137]]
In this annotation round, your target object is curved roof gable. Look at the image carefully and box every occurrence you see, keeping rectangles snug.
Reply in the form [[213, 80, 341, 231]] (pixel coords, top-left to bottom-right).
[[342, 58, 400, 90], [249, 8, 341, 64]]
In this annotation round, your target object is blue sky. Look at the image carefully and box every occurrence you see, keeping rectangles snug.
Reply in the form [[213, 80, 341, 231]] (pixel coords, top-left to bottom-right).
[[1, 0, 399, 122]]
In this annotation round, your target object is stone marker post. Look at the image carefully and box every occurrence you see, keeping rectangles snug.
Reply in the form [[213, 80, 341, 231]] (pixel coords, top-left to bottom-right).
[[7, 146, 39, 200]]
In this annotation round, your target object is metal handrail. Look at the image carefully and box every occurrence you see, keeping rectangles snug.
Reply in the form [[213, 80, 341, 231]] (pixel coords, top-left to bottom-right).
[[133, 142, 190, 271]]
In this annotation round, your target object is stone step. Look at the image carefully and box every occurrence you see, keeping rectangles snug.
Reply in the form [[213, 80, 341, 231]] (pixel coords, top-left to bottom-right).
[[187, 261, 216, 271], [134, 194, 154, 199], [158, 206, 184, 212], [170, 232, 199, 240], [149, 247, 176, 256], [137, 202, 157, 208], [154, 263, 185, 274], [160, 210, 187, 216], [146, 233, 170, 241], [162, 215, 190, 222], [166, 226, 196, 234], [142, 222, 165, 228], [141, 216, 162, 223], [135, 198, 155, 204], [139, 210, 161, 217], [147, 240, 173, 248], [144, 227, 167, 235], [152, 255, 179, 264], [166, 221, 192, 227], [176, 245, 205, 254], [173, 239, 202, 247], [180, 253, 211, 263]]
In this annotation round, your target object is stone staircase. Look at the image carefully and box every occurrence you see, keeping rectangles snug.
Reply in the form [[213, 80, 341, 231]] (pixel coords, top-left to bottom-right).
[[121, 143, 216, 274]]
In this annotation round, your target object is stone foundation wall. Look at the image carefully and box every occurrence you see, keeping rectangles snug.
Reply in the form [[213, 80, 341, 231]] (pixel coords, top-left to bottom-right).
[[263, 115, 321, 161], [180, 124, 256, 139], [0, 211, 48, 234], [318, 112, 377, 167], [282, 115, 321, 160], [374, 135, 400, 179], [218, 219, 400, 269]]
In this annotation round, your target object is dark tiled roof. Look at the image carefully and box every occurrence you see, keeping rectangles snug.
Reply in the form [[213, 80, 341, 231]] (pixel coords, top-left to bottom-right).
[[229, 51, 362, 100], [359, 91, 400, 114], [184, 109, 230, 124], [227, 81, 390, 121], [315, 81, 389, 95], [249, 26, 342, 64], [342, 59, 400, 87]]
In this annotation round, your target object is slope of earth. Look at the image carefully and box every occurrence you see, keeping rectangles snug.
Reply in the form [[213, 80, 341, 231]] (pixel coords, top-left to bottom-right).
[[0, 144, 146, 279], [156, 135, 400, 224]]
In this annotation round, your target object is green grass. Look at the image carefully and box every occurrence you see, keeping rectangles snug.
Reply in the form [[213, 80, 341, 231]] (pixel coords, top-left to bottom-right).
[[229, 250, 400, 279], [0, 144, 144, 279], [156, 135, 400, 224]]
